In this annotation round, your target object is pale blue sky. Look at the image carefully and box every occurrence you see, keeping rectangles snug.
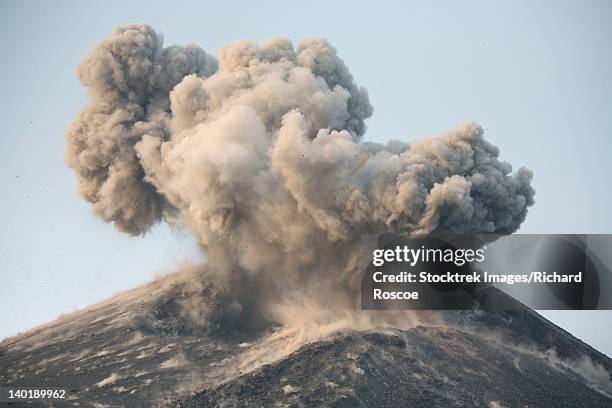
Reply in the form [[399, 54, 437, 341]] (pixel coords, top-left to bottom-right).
[[1, 0, 611, 355]]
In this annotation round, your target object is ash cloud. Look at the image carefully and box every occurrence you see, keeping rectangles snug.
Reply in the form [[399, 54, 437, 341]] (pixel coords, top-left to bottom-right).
[[65, 24, 217, 234], [66, 24, 534, 330]]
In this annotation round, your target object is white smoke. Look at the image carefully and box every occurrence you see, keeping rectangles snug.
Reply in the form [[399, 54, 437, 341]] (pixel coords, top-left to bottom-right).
[[66, 24, 534, 330]]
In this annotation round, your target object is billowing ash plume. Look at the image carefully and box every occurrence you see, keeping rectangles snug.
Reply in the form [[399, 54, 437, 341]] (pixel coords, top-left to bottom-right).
[[66, 24, 534, 329], [66, 25, 218, 234]]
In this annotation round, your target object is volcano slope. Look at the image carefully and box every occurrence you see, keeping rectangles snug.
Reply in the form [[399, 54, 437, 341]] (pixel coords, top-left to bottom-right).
[[1, 271, 611, 408]]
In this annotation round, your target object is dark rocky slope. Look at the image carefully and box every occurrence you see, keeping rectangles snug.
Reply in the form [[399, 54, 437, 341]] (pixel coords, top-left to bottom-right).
[[1, 274, 610, 407], [177, 327, 611, 407]]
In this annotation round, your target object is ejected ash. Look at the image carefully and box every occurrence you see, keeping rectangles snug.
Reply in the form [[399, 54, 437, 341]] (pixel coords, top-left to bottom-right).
[[65, 24, 534, 325]]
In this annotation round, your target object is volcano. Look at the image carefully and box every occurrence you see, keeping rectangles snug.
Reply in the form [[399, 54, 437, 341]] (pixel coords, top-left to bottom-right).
[[1, 271, 611, 407]]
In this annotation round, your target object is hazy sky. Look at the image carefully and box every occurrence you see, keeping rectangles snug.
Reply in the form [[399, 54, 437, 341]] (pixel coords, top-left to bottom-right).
[[1, 0, 611, 355]]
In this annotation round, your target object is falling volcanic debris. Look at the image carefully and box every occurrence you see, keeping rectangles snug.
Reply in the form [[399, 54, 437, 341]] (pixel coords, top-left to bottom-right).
[[65, 23, 534, 328]]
